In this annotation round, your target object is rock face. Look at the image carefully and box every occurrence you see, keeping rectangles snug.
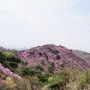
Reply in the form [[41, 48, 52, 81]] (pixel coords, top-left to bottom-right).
[[18, 44, 90, 72]]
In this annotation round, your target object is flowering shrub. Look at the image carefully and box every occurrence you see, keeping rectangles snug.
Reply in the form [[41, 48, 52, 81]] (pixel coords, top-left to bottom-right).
[[0, 63, 22, 81]]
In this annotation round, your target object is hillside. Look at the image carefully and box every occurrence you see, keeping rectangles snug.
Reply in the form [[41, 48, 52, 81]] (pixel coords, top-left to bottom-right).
[[72, 50, 90, 63], [0, 44, 90, 90], [18, 44, 90, 70]]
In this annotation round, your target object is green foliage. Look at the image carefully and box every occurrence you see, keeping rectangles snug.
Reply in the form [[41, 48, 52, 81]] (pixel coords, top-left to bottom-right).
[[77, 69, 90, 89], [22, 68, 31, 76], [58, 70, 70, 82], [4, 61, 10, 68], [0, 52, 21, 72], [9, 62, 18, 68], [48, 65, 54, 73], [48, 70, 69, 90], [37, 74, 49, 83], [48, 76, 54, 83], [85, 69, 90, 83], [36, 65, 43, 71], [2, 52, 15, 58], [21, 67, 50, 83], [27, 76, 42, 90], [78, 72, 87, 89], [21, 68, 37, 76]]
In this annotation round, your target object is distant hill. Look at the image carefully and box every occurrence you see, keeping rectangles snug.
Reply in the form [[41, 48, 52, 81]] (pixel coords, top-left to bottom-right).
[[72, 50, 90, 63]]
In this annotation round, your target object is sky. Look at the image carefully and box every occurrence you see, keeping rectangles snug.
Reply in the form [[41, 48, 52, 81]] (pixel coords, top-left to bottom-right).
[[0, 0, 90, 52]]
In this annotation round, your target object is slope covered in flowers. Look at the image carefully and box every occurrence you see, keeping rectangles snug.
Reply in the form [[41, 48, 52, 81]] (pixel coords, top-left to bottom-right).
[[18, 44, 90, 72], [0, 63, 21, 80], [0, 44, 90, 90]]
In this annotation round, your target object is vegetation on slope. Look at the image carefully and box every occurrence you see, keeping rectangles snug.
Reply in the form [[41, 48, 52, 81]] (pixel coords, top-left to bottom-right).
[[0, 44, 90, 90], [0, 51, 21, 72]]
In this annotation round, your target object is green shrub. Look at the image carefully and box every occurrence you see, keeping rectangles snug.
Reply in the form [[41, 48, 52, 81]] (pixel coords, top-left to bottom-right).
[[58, 70, 70, 82], [77, 69, 90, 89], [9, 62, 18, 68], [48, 65, 54, 73], [37, 74, 49, 83], [21, 68, 37, 76], [27, 76, 42, 90], [48, 76, 54, 83], [2, 52, 15, 58], [36, 65, 43, 71], [77, 72, 87, 89], [3, 61, 10, 68], [0, 52, 21, 72], [21, 68, 31, 76], [48, 70, 69, 90]]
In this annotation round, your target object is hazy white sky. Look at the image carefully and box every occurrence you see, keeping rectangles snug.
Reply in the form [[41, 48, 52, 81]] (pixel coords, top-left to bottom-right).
[[0, 0, 90, 51]]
